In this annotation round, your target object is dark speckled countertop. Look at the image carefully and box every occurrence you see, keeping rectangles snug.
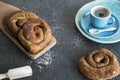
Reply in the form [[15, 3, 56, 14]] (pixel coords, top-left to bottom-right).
[[0, 0, 120, 80]]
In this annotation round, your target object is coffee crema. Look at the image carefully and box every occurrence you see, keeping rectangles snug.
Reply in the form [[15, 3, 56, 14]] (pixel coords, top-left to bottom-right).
[[93, 8, 110, 18]]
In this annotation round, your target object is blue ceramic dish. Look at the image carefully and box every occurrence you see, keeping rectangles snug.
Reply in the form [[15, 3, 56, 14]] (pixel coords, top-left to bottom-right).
[[75, 0, 120, 44], [80, 12, 119, 39]]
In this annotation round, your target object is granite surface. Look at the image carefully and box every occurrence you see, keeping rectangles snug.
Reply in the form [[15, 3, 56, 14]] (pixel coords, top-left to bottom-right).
[[0, 0, 120, 80]]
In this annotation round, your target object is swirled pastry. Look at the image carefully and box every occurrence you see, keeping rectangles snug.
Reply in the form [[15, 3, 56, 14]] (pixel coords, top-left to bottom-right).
[[0, 2, 56, 59], [18, 18, 52, 54], [3, 10, 53, 54], [79, 48, 120, 80], [4, 11, 38, 36]]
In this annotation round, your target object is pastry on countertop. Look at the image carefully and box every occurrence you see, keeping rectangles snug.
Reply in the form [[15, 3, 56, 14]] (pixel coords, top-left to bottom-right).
[[78, 48, 120, 80]]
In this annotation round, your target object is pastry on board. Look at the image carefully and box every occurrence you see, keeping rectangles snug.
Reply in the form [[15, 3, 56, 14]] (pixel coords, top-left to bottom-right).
[[18, 18, 52, 54], [0, 1, 56, 59], [3, 11, 52, 54], [78, 48, 120, 80], [4, 11, 38, 36]]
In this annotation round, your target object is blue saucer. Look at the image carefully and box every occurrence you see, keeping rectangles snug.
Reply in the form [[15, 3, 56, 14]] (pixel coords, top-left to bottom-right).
[[75, 0, 120, 44], [81, 12, 119, 38]]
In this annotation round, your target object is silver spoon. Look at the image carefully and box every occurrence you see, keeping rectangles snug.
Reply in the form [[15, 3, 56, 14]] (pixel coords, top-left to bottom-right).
[[89, 27, 117, 34]]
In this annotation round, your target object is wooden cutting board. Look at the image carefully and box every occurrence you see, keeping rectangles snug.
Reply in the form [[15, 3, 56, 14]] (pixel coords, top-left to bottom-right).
[[0, 1, 57, 59]]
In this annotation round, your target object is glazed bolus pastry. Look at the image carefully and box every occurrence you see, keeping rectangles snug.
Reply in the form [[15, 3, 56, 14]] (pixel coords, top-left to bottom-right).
[[18, 18, 52, 54], [79, 48, 120, 80]]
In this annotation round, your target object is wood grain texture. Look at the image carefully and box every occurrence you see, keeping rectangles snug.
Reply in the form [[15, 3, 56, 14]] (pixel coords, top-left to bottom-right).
[[0, 1, 56, 59]]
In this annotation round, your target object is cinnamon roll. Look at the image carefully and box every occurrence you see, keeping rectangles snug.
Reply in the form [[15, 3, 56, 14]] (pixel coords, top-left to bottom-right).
[[79, 48, 120, 80], [0, 2, 56, 59], [4, 11, 38, 36], [18, 18, 52, 54]]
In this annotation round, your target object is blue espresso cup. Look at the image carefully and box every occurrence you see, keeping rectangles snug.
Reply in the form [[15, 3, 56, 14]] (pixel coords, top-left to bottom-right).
[[90, 6, 115, 28]]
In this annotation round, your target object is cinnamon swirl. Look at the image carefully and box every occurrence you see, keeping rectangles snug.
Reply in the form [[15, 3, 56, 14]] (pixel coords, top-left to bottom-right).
[[79, 48, 120, 80], [4, 11, 38, 36], [0, 2, 56, 59], [18, 18, 52, 54]]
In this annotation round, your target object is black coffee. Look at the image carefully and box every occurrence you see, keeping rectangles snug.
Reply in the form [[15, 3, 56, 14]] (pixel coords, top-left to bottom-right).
[[98, 13, 105, 17], [93, 8, 109, 18]]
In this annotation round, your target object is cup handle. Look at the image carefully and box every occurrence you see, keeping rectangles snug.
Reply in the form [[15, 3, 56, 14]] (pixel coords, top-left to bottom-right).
[[83, 12, 90, 18], [107, 16, 115, 25]]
